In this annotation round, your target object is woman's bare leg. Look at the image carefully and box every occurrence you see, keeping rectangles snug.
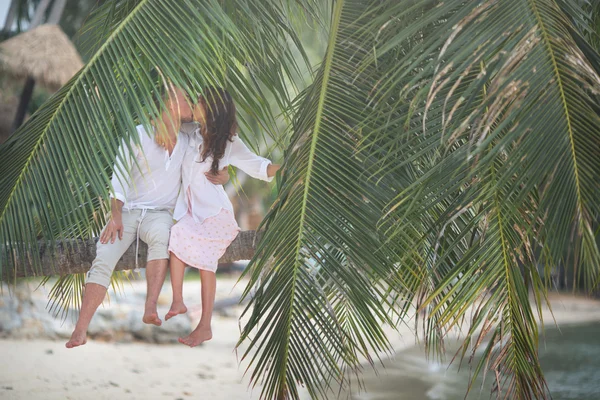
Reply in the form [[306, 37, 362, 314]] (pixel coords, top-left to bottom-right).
[[165, 253, 188, 320], [179, 269, 215, 347]]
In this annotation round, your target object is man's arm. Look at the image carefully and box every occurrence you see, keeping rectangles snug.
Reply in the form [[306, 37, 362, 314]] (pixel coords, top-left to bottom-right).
[[110, 136, 139, 204], [101, 133, 139, 243]]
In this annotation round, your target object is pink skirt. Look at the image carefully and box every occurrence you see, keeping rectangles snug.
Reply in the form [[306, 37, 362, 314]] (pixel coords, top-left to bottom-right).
[[168, 209, 240, 272]]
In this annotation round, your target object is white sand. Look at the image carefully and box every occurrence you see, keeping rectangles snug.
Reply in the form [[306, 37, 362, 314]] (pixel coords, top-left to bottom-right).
[[0, 317, 259, 400], [0, 276, 264, 400], [1, 290, 599, 400]]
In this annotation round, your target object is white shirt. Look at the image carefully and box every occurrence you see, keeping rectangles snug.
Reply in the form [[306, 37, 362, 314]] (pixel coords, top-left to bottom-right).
[[110, 124, 190, 210], [174, 134, 273, 222]]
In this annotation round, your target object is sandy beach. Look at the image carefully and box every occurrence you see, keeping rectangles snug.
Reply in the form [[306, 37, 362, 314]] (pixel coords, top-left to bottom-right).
[[1, 333, 255, 400], [1, 278, 600, 400], [0, 275, 267, 400]]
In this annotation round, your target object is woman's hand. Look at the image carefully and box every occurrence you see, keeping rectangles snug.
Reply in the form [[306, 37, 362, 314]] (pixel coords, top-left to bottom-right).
[[205, 167, 230, 185], [267, 164, 281, 178]]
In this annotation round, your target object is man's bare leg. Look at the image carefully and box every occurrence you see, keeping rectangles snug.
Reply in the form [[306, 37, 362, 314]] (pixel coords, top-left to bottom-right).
[[165, 254, 188, 320], [65, 283, 107, 348], [142, 259, 168, 326], [179, 270, 215, 347]]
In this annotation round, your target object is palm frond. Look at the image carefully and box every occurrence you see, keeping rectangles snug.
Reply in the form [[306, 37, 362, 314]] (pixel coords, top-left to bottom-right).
[[367, 0, 600, 398], [237, 1, 401, 398]]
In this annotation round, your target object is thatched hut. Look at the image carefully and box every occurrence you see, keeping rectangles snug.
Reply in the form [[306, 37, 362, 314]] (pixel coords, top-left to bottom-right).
[[0, 24, 83, 89], [0, 24, 83, 132]]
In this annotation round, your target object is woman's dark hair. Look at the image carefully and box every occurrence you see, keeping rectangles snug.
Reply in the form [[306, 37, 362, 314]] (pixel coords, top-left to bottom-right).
[[198, 87, 237, 174]]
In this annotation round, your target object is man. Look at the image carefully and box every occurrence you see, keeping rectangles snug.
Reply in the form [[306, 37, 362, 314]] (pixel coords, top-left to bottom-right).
[[66, 87, 228, 348]]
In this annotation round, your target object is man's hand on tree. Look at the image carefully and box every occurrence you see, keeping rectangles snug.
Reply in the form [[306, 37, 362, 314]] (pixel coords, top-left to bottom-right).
[[100, 199, 125, 244], [205, 167, 230, 185], [100, 215, 124, 244]]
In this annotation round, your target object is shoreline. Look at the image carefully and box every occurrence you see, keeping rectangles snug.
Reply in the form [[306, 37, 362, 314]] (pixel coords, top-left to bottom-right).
[[384, 292, 600, 353], [333, 292, 600, 399], [340, 293, 600, 400]]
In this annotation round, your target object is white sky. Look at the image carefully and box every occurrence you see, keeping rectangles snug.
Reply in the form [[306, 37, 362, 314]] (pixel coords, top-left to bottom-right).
[[0, 1, 10, 27]]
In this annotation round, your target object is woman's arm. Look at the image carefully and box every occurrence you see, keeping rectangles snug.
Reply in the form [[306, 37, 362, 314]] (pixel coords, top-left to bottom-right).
[[103, 128, 142, 243]]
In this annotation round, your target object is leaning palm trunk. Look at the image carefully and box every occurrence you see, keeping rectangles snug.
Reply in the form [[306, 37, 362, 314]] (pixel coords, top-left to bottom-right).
[[1, 1, 599, 400], [7, 230, 262, 278]]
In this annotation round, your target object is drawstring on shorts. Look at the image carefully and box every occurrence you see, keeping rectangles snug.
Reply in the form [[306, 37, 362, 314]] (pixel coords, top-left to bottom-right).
[[134, 208, 148, 273]]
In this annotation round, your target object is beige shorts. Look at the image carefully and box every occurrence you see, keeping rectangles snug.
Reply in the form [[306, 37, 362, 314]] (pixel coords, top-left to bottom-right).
[[86, 209, 174, 288]]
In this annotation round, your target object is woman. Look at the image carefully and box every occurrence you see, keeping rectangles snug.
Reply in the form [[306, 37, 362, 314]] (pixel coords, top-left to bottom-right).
[[166, 87, 280, 347]]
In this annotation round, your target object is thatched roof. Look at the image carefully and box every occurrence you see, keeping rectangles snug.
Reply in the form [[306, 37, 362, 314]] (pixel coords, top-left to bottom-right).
[[0, 24, 83, 89]]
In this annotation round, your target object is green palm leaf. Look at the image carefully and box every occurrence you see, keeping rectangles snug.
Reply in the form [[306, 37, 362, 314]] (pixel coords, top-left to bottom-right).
[[371, 0, 600, 397], [237, 1, 401, 398]]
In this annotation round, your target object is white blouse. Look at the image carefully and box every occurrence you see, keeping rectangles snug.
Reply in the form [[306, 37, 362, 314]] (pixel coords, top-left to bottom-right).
[[173, 134, 274, 223], [110, 125, 189, 210]]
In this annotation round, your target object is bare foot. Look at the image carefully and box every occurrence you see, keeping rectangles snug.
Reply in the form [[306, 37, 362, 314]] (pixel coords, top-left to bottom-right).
[[178, 326, 212, 347], [165, 302, 187, 321], [65, 331, 87, 348], [142, 311, 162, 326]]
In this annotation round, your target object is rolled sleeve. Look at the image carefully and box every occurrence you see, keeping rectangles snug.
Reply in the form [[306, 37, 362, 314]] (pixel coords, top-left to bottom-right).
[[229, 136, 274, 182], [109, 191, 127, 204], [259, 159, 274, 182]]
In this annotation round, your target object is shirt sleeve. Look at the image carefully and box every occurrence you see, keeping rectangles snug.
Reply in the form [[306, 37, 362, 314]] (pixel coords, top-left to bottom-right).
[[109, 132, 141, 204], [228, 136, 274, 182]]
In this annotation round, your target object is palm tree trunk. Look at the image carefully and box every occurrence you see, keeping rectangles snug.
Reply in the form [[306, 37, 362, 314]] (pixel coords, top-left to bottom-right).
[[48, 0, 67, 25], [29, 0, 52, 28], [2, 0, 17, 34], [10, 0, 68, 133], [8, 230, 262, 278], [11, 76, 35, 132]]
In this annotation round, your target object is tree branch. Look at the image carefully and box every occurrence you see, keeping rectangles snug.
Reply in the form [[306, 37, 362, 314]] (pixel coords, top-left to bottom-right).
[[9, 230, 262, 279]]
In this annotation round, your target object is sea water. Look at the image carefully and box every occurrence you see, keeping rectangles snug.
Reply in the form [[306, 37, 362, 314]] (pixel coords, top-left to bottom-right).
[[349, 323, 600, 400]]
